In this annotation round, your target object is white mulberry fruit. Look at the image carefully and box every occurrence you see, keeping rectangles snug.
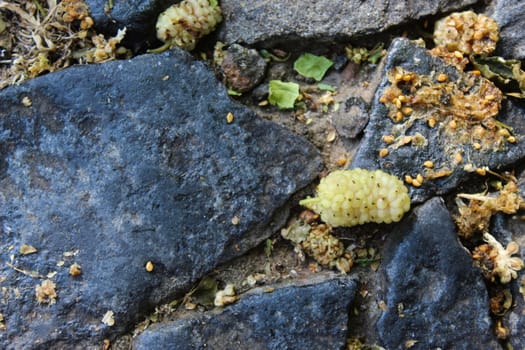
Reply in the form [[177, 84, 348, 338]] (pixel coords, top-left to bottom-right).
[[156, 0, 222, 51], [300, 169, 411, 227]]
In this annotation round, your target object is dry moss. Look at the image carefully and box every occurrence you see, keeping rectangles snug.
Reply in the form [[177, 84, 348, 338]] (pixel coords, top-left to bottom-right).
[[0, 0, 129, 89]]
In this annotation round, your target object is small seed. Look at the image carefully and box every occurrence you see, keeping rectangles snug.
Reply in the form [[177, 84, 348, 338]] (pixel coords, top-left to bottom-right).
[[382, 135, 395, 144], [455, 152, 463, 163], [394, 98, 402, 109], [69, 263, 82, 276], [498, 129, 510, 138], [476, 168, 486, 176], [402, 74, 413, 82], [508, 136, 517, 143], [454, 51, 464, 59], [473, 31, 484, 40], [473, 142, 482, 150], [145, 261, 154, 272], [437, 73, 448, 82], [423, 160, 434, 168], [379, 95, 388, 104], [411, 179, 422, 187], [336, 157, 347, 166], [428, 118, 437, 128], [404, 175, 413, 184], [394, 111, 404, 122], [401, 136, 412, 145], [448, 120, 457, 129], [398, 95, 407, 103], [402, 107, 413, 115], [471, 70, 481, 76], [226, 112, 234, 124], [379, 148, 389, 158], [415, 173, 423, 184]]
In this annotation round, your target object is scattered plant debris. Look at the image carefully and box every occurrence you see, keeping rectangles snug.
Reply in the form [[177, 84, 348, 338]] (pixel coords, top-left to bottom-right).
[[455, 177, 524, 238], [35, 279, 57, 304], [472, 232, 524, 284], [0, 0, 129, 89]]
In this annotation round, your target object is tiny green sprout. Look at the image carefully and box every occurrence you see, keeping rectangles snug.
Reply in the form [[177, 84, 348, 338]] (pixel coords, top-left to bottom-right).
[[294, 53, 333, 81], [227, 89, 242, 96]]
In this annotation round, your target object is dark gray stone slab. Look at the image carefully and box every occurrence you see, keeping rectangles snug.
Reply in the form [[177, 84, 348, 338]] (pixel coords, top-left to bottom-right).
[[351, 38, 525, 203], [218, 0, 480, 46], [0, 49, 322, 348], [491, 0, 525, 60], [377, 197, 499, 349], [133, 275, 358, 350]]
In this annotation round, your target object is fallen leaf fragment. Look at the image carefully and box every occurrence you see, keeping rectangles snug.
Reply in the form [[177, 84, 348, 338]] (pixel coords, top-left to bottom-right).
[[20, 244, 37, 255], [102, 310, 115, 326], [35, 279, 57, 304]]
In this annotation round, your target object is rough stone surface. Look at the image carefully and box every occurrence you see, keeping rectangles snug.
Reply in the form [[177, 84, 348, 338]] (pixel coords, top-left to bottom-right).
[[218, 0, 480, 46], [0, 49, 322, 349], [491, 0, 525, 60], [351, 38, 525, 203], [377, 197, 500, 349], [133, 274, 358, 350], [217, 44, 267, 93]]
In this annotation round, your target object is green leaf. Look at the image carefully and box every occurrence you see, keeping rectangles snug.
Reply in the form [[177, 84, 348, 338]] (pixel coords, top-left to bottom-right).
[[268, 80, 300, 109], [471, 55, 525, 98], [293, 53, 333, 81], [190, 276, 218, 308]]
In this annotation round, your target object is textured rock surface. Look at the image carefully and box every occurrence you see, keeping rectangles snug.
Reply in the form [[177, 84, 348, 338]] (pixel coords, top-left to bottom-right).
[[377, 197, 500, 349], [218, 0, 480, 46], [217, 44, 267, 93], [133, 274, 358, 350], [351, 38, 525, 203], [0, 49, 322, 349], [491, 0, 525, 60]]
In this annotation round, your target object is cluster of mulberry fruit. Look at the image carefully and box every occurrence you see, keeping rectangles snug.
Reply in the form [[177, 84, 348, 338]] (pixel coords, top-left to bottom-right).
[[300, 169, 411, 227]]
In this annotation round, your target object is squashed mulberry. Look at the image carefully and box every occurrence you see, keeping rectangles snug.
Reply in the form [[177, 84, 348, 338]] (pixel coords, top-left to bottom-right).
[[156, 0, 222, 51], [300, 169, 411, 227]]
